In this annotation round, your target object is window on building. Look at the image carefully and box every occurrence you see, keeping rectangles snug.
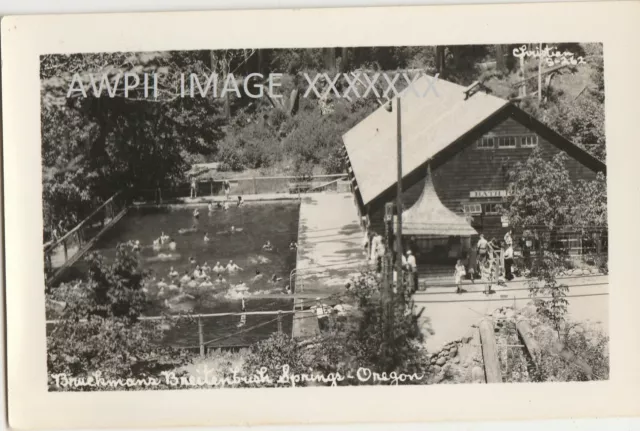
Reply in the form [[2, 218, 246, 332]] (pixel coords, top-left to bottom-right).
[[476, 136, 495, 149], [521, 135, 539, 148], [497, 136, 517, 148], [482, 203, 502, 215], [463, 203, 482, 214]]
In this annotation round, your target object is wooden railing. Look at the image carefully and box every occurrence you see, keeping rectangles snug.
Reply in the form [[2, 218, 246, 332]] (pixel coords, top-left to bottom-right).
[[44, 192, 128, 283]]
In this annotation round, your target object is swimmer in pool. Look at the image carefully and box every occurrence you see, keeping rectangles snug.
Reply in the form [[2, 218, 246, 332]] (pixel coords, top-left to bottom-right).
[[202, 262, 211, 273], [180, 271, 190, 284], [284, 285, 292, 295], [230, 226, 236, 234], [289, 241, 297, 250], [216, 202, 222, 209], [193, 209, 200, 218], [157, 278, 168, 288], [215, 273, 226, 283], [160, 232, 169, 244], [208, 202, 215, 212], [270, 274, 283, 283], [237, 196, 244, 207], [199, 277, 213, 288], [226, 260, 243, 273], [193, 266, 204, 279], [223, 202, 229, 211], [178, 224, 198, 235], [157, 253, 173, 260], [262, 240, 273, 251], [187, 277, 199, 289], [204, 232, 210, 242], [152, 238, 161, 250], [169, 267, 179, 279], [189, 256, 196, 265], [168, 282, 179, 291], [252, 270, 264, 283], [213, 262, 224, 273], [132, 240, 141, 252]]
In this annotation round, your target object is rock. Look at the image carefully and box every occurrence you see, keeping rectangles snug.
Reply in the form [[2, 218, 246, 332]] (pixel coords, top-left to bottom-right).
[[432, 365, 441, 374], [461, 335, 473, 344], [471, 366, 485, 383], [453, 357, 460, 364], [430, 358, 436, 365], [471, 324, 478, 328], [449, 346, 458, 356], [436, 357, 447, 366]]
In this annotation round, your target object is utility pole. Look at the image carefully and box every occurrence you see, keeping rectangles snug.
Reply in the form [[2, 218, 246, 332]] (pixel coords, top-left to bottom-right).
[[396, 97, 404, 295], [383, 202, 395, 347], [198, 316, 205, 358], [538, 43, 543, 103]]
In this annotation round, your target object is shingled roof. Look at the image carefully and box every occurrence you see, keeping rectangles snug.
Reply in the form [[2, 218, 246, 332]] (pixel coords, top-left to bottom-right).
[[342, 75, 509, 206], [400, 164, 477, 237]]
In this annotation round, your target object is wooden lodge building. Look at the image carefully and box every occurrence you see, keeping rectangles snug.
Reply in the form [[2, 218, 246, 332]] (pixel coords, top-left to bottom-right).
[[342, 75, 606, 263]]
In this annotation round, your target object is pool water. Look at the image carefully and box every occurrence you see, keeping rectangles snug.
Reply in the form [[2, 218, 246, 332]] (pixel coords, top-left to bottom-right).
[[61, 201, 300, 347]]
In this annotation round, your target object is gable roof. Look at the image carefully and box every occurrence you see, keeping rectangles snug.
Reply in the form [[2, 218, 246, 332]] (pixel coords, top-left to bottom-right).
[[342, 75, 509, 206], [343, 76, 608, 210]]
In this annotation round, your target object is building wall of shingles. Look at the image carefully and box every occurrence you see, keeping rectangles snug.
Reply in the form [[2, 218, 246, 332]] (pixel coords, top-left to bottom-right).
[[367, 116, 599, 242]]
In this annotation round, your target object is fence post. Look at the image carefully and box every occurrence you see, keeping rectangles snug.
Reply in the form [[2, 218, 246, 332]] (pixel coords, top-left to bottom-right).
[[63, 239, 68, 262], [277, 311, 283, 334], [479, 320, 502, 383], [210, 180, 213, 197], [198, 316, 205, 358], [253, 177, 257, 195]]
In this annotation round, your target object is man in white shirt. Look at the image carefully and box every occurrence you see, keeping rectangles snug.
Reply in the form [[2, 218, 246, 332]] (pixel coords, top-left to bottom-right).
[[477, 234, 489, 263], [504, 245, 514, 281], [406, 250, 418, 293]]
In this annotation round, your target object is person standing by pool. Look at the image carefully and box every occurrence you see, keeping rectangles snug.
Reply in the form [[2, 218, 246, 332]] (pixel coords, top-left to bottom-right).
[[237, 196, 244, 207], [504, 243, 514, 281], [190, 177, 197, 198], [223, 180, 231, 200], [406, 250, 418, 293], [477, 234, 488, 264], [467, 241, 477, 284], [454, 259, 466, 294]]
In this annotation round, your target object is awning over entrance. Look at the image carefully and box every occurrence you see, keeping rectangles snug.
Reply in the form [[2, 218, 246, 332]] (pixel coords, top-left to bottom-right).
[[401, 164, 477, 237]]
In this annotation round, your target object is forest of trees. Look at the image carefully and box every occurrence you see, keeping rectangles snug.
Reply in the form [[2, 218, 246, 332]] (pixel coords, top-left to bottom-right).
[[41, 43, 605, 239]]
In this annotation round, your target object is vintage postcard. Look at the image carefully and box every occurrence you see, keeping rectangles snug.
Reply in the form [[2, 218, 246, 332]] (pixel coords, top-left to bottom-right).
[[3, 2, 640, 429]]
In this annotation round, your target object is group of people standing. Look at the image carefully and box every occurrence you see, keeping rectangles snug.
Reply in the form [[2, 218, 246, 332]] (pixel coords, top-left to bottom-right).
[[459, 230, 516, 294]]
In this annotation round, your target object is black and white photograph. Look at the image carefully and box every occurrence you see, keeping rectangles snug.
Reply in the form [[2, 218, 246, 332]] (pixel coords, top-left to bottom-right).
[[39, 42, 609, 391]]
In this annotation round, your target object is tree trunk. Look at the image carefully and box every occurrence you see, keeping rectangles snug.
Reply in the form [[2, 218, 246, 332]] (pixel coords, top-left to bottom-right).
[[495, 45, 507, 72], [323, 47, 336, 71], [435, 46, 446, 73]]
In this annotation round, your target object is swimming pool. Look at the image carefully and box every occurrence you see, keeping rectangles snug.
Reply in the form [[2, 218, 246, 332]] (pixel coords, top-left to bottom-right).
[[58, 201, 300, 347]]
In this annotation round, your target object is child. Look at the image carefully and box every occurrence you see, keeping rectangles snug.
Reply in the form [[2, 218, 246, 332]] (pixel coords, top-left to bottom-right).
[[454, 259, 466, 294]]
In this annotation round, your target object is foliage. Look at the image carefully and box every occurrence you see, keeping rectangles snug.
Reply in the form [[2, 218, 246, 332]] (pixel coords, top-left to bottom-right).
[[47, 247, 190, 390], [47, 316, 189, 391], [244, 270, 430, 387], [506, 147, 576, 232], [526, 252, 570, 334], [506, 147, 607, 235]]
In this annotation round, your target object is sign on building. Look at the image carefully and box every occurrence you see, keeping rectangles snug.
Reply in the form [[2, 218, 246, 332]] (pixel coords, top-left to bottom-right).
[[470, 190, 507, 198]]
